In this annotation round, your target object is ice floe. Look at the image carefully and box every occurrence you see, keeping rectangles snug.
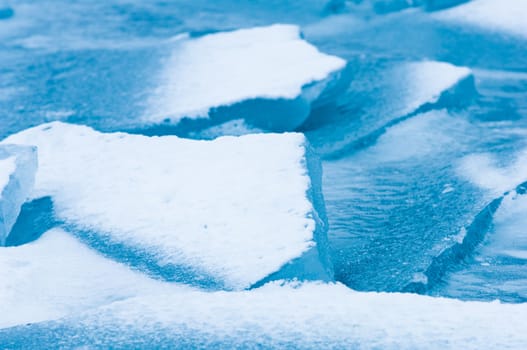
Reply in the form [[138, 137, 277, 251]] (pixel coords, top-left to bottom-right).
[[145, 24, 347, 133], [3, 122, 332, 290]]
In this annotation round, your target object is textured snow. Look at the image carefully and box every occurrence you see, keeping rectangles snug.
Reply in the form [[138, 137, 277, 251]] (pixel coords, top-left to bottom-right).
[[2, 122, 328, 290], [0, 145, 37, 245], [146, 24, 346, 125], [435, 0, 527, 39], [399, 61, 471, 114], [0, 228, 188, 329], [3, 281, 526, 349]]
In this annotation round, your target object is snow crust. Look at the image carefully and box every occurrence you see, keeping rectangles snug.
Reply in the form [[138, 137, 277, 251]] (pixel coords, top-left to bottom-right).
[[2, 281, 526, 349], [145, 24, 346, 126], [0, 228, 188, 329], [435, 0, 527, 39], [0, 145, 37, 245], [2, 122, 329, 290]]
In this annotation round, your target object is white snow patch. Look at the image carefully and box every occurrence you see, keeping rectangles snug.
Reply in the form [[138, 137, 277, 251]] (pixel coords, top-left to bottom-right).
[[0, 228, 189, 329], [434, 0, 527, 39], [33, 281, 527, 348], [2, 122, 321, 290], [400, 61, 471, 114], [146, 24, 346, 124], [457, 149, 527, 196]]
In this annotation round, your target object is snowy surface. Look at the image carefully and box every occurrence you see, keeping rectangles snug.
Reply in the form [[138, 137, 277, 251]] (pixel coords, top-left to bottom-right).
[[2, 281, 526, 349], [146, 24, 346, 125], [0, 145, 37, 245], [0, 228, 188, 329], [3, 122, 328, 290], [434, 0, 527, 39], [398, 61, 471, 115]]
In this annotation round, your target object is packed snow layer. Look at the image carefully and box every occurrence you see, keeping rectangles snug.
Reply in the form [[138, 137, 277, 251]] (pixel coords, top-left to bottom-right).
[[0, 145, 37, 245], [2, 281, 527, 348], [145, 24, 346, 131], [2, 122, 331, 290], [434, 0, 527, 39], [305, 60, 473, 158], [0, 228, 188, 329]]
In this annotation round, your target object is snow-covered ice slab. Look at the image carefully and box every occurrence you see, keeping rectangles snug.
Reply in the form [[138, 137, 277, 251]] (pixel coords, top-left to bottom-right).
[[0, 228, 187, 329], [2, 281, 527, 348], [304, 60, 473, 158], [145, 24, 347, 134], [434, 0, 527, 39], [0, 145, 37, 245], [3, 122, 332, 290]]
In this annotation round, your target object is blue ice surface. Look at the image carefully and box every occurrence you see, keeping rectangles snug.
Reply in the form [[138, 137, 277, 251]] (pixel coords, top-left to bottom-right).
[[0, 0, 526, 336], [431, 181, 527, 303], [320, 66, 527, 296], [325, 0, 469, 15], [0, 7, 13, 20], [0, 145, 37, 245]]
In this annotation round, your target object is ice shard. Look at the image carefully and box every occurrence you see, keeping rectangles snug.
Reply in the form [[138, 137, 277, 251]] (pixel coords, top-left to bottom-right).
[[0, 145, 37, 245]]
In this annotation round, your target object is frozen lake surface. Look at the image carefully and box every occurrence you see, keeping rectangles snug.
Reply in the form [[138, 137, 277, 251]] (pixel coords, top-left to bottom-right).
[[1, 0, 527, 347]]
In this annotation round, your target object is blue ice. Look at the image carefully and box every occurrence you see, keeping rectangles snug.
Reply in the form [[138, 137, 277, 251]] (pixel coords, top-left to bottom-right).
[[0, 145, 37, 245]]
